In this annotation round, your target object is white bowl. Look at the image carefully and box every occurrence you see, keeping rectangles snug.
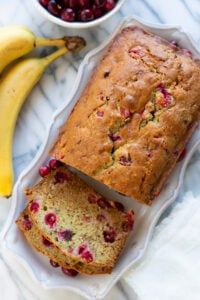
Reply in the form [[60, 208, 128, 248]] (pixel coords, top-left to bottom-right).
[[30, 0, 125, 29], [2, 16, 200, 300]]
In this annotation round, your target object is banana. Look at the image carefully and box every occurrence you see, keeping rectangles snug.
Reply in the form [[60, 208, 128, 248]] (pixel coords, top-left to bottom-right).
[[0, 47, 69, 197], [0, 25, 73, 74]]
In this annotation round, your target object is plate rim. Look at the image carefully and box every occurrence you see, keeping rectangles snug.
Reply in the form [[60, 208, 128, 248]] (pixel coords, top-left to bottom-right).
[[1, 15, 200, 300]]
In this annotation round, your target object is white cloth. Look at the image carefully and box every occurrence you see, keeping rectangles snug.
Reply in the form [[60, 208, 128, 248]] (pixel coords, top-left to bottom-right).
[[123, 192, 200, 300]]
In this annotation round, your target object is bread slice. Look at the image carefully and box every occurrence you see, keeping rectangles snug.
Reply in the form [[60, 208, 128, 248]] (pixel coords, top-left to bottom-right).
[[16, 208, 73, 270], [24, 164, 134, 275]]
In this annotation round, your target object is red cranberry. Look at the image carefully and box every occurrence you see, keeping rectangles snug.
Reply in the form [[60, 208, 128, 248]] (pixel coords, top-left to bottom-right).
[[49, 159, 60, 170], [61, 8, 76, 21], [122, 211, 134, 232], [47, 0, 61, 16], [78, 244, 87, 255], [104, 0, 115, 11], [92, 5, 104, 18], [119, 154, 132, 166], [54, 171, 69, 183], [96, 110, 104, 117], [29, 201, 40, 213], [94, 0, 105, 7], [114, 201, 125, 212], [79, 9, 94, 22], [50, 259, 59, 268], [42, 236, 53, 247], [88, 193, 97, 204], [58, 229, 73, 241], [156, 84, 173, 108], [97, 214, 106, 222], [62, 267, 79, 277], [178, 148, 186, 162], [103, 228, 116, 243], [120, 107, 132, 119], [68, 0, 79, 9], [79, 0, 90, 7], [97, 197, 112, 209], [39, 165, 50, 177], [81, 250, 93, 262], [39, 0, 50, 7], [23, 217, 32, 231], [45, 213, 57, 228], [108, 133, 121, 142]]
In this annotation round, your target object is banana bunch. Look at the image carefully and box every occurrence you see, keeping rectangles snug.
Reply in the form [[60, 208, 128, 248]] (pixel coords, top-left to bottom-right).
[[0, 25, 85, 197]]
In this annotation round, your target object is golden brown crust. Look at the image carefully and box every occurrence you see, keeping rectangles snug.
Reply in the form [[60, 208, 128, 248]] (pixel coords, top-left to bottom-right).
[[51, 26, 200, 205]]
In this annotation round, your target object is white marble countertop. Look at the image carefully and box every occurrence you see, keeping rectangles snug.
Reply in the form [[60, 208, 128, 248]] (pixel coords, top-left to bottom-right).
[[1, 0, 200, 299]]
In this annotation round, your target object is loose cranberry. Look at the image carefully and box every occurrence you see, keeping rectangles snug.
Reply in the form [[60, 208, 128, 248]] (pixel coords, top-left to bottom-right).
[[95, 0, 105, 7], [50, 259, 59, 268], [49, 159, 60, 170], [108, 133, 121, 142], [58, 229, 74, 241], [61, 8, 76, 21], [92, 5, 104, 18], [96, 110, 104, 117], [39, 0, 50, 7], [119, 154, 132, 166], [120, 107, 132, 119], [29, 201, 40, 213], [79, 8, 94, 22], [104, 0, 116, 11], [62, 267, 79, 277], [45, 213, 57, 228], [81, 250, 93, 262], [54, 171, 69, 183], [42, 236, 53, 247], [68, 0, 79, 9], [178, 148, 186, 162], [39, 165, 50, 177], [79, 0, 90, 7], [47, 0, 61, 16], [23, 217, 32, 231], [97, 214, 106, 222], [61, 0, 70, 7], [88, 193, 97, 204], [114, 201, 125, 212], [103, 228, 116, 243], [97, 197, 112, 209]]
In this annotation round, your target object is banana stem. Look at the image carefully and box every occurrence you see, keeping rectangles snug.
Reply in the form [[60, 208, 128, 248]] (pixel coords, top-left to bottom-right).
[[35, 36, 66, 47], [42, 47, 68, 67]]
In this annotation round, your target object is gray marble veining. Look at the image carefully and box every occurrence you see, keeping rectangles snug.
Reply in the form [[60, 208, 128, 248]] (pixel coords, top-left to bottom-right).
[[0, 0, 200, 299]]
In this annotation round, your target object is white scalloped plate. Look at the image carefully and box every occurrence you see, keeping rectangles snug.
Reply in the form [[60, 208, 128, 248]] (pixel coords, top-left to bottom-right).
[[2, 16, 200, 300]]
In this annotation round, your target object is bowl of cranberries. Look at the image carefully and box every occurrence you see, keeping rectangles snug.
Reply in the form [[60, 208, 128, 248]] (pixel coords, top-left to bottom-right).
[[33, 0, 125, 28]]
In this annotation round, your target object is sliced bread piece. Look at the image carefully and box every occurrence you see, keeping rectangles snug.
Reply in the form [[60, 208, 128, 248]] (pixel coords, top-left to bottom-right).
[[25, 164, 134, 275], [16, 208, 78, 274]]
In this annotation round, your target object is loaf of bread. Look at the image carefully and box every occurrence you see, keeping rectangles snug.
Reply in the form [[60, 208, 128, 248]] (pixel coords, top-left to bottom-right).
[[51, 26, 200, 205], [21, 165, 133, 275]]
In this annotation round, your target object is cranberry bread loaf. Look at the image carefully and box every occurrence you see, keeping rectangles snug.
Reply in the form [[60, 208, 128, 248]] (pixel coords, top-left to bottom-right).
[[51, 26, 200, 205], [23, 165, 134, 275]]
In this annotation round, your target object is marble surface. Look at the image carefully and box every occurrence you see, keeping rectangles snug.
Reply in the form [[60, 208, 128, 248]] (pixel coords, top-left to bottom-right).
[[0, 0, 200, 299]]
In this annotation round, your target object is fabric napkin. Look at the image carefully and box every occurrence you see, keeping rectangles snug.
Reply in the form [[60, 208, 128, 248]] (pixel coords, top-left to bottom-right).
[[123, 191, 200, 300]]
